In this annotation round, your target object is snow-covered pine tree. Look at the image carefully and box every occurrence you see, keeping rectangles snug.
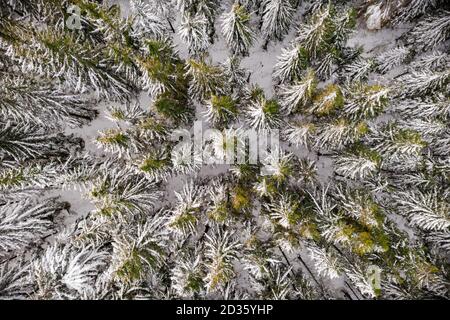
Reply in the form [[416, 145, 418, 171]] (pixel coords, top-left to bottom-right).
[[0, 261, 30, 298], [343, 83, 390, 120], [343, 57, 376, 82], [177, 0, 221, 41], [204, 94, 238, 125], [168, 180, 204, 236], [363, 0, 445, 27], [370, 122, 427, 163], [220, 56, 249, 92], [265, 194, 300, 229], [375, 46, 410, 74], [334, 144, 381, 180], [111, 213, 169, 284], [393, 189, 450, 232], [255, 264, 295, 299], [130, 0, 169, 39], [179, 12, 211, 55], [315, 119, 368, 151], [0, 20, 135, 100], [283, 121, 316, 148], [274, 4, 355, 82], [261, 149, 294, 184], [30, 244, 109, 299], [204, 228, 240, 293], [399, 69, 450, 97], [245, 95, 283, 130], [279, 69, 317, 114], [273, 44, 309, 83], [296, 3, 336, 60], [185, 56, 226, 100], [307, 244, 343, 280], [171, 142, 203, 175], [0, 121, 81, 162], [0, 160, 68, 203], [171, 249, 204, 297], [0, 199, 68, 259], [309, 84, 344, 116], [411, 50, 449, 70], [0, 71, 97, 127]]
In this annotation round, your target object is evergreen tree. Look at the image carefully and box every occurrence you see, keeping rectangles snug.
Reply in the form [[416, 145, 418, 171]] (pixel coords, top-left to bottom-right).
[[0, 71, 96, 126], [0, 0, 449, 301], [168, 181, 204, 236], [204, 94, 238, 125], [0, 199, 68, 259], [30, 244, 109, 299], [409, 10, 450, 50], [279, 69, 316, 114], [221, 56, 249, 91], [185, 56, 226, 100], [245, 95, 282, 130], [204, 228, 240, 293], [130, 0, 168, 39], [179, 12, 211, 55], [111, 213, 169, 283], [273, 44, 309, 83]]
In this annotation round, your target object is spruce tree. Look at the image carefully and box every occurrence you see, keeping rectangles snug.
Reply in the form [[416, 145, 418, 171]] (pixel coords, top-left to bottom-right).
[[0, 0, 449, 301]]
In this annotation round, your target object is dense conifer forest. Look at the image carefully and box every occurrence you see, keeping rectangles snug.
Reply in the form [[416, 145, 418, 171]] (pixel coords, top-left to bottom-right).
[[0, 0, 449, 300]]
